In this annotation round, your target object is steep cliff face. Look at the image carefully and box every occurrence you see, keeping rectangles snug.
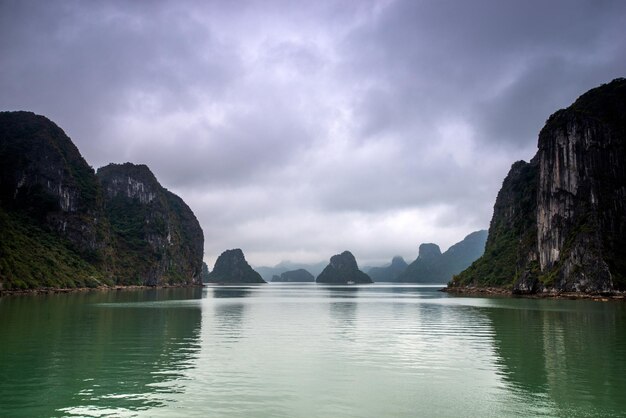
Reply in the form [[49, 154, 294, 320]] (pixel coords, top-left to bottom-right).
[[0, 111, 204, 290], [0, 111, 111, 261], [206, 249, 266, 283], [316, 251, 372, 284], [452, 78, 626, 293], [97, 163, 204, 286], [0, 112, 113, 289], [453, 162, 539, 289], [534, 80, 626, 291]]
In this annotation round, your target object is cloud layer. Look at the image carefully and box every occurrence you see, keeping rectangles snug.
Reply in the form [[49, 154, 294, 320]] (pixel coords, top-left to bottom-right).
[[2, 0, 625, 267]]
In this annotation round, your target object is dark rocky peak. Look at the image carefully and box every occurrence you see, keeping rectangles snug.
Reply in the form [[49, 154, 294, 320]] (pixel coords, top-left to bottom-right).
[[316, 251, 373, 284], [0, 111, 107, 255], [417, 244, 442, 260], [330, 251, 359, 271], [207, 249, 266, 284], [0, 111, 204, 290]]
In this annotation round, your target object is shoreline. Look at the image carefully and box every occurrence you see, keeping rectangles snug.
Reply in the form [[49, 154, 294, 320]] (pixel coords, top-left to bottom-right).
[[442, 286, 626, 301], [0, 283, 204, 297]]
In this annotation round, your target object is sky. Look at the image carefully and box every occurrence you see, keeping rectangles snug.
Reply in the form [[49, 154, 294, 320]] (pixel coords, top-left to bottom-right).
[[1, 0, 625, 268]]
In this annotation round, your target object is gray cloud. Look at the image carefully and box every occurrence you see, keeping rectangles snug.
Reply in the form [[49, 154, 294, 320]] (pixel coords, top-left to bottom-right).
[[1, 0, 624, 268]]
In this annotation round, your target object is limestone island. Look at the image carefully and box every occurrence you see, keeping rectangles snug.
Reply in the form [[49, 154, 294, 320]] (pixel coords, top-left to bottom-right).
[[316, 251, 373, 285], [206, 249, 266, 284]]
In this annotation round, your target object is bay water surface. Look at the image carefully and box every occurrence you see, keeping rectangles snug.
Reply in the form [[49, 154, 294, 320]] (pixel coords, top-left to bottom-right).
[[1, 284, 625, 417]]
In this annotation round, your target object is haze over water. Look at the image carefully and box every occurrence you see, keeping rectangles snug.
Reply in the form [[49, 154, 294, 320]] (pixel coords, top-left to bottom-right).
[[1, 285, 625, 417]]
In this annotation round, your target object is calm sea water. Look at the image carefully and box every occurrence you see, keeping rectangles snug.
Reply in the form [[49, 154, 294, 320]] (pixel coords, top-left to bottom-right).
[[1, 284, 626, 417]]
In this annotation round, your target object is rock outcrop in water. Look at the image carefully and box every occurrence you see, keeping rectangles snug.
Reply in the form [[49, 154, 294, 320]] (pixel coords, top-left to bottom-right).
[[0, 111, 204, 290], [452, 78, 626, 294], [271, 268, 315, 282], [316, 251, 373, 284], [206, 249, 266, 284], [367, 256, 408, 282]]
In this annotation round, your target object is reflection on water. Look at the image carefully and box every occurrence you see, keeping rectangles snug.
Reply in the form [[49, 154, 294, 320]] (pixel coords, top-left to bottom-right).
[[2, 285, 626, 417], [211, 287, 251, 299], [0, 288, 203, 417], [487, 300, 626, 416]]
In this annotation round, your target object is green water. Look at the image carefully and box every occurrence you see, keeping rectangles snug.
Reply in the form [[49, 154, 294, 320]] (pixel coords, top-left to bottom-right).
[[1, 284, 625, 417]]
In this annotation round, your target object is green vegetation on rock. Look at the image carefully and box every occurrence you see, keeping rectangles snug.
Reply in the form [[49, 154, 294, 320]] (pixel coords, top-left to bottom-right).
[[452, 78, 626, 293], [0, 112, 204, 290], [452, 162, 538, 288]]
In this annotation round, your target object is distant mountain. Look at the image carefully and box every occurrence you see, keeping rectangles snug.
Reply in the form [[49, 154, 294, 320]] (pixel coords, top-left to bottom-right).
[[255, 260, 327, 282], [367, 256, 408, 282], [206, 249, 266, 284], [316, 251, 372, 284], [0, 111, 204, 290], [271, 268, 315, 282], [397, 230, 488, 283]]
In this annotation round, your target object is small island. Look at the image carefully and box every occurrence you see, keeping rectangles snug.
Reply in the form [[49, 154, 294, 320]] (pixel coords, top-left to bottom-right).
[[271, 269, 315, 282], [316, 251, 373, 285], [206, 249, 266, 284]]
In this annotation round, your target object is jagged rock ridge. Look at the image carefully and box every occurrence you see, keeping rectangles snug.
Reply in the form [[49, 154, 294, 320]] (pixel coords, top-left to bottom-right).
[[206, 249, 266, 284], [453, 78, 626, 293], [316, 251, 372, 284]]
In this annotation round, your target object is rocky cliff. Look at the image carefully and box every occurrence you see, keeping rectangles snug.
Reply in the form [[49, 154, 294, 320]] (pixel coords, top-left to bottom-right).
[[271, 268, 315, 282], [97, 163, 204, 286], [452, 78, 626, 293], [0, 111, 204, 290], [0, 112, 113, 289], [316, 251, 372, 284], [206, 249, 266, 283], [367, 256, 408, 282]]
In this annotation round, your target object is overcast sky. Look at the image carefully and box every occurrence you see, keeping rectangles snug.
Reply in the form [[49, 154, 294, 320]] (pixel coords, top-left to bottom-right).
[[1, 0, 625, 268]]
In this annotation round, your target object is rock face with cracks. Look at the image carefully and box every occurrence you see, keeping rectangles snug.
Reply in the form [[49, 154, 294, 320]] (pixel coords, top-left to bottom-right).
[[452, 78, 626, 294], [97, 163, 204, 286]]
